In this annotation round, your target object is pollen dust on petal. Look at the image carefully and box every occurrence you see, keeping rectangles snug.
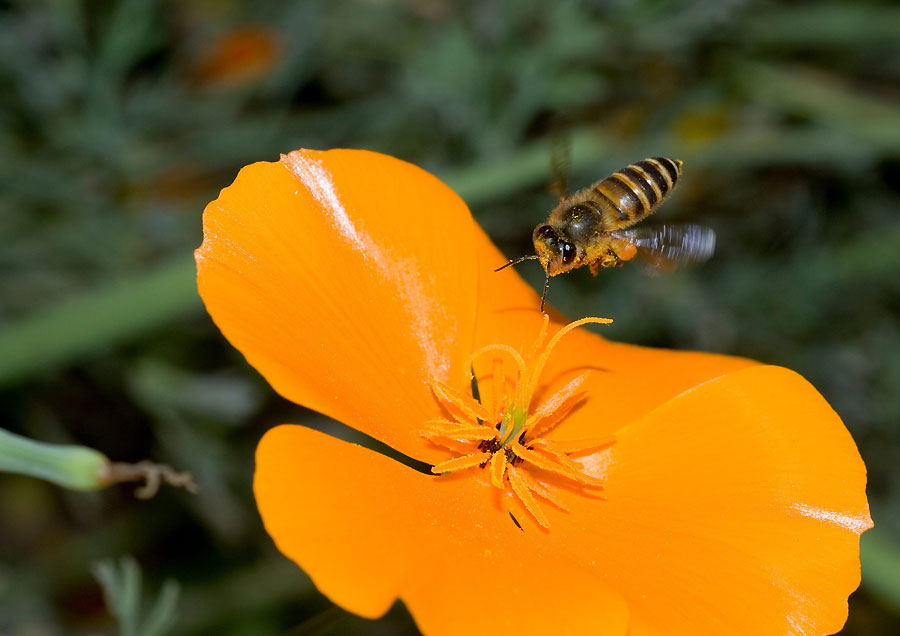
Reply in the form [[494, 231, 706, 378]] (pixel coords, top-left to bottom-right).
[[420, 315, 616, 529]]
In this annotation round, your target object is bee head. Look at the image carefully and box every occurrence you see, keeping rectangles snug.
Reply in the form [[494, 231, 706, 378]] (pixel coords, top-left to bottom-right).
[[532, 224, 578, 275]]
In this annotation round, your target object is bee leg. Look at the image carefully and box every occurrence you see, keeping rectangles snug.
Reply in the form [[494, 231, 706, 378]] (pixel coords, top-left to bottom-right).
[[599, 250, 620, 268], [589, 261, 599, 276]]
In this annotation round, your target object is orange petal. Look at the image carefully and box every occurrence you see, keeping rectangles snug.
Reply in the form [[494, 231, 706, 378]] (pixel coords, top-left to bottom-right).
[[545, 365, 871, 635], [255, 425, 630, 635], [197, 149, 525, 463]]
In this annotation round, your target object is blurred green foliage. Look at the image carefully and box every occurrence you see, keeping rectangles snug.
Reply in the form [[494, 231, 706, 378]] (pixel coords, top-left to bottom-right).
[[93, 556, 180, 636], [1, 0, 899, 634]]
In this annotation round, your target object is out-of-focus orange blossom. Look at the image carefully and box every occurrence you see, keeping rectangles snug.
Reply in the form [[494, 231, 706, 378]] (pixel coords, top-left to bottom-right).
[[192, 26, 280, 87], [195, 148, 872, 635]]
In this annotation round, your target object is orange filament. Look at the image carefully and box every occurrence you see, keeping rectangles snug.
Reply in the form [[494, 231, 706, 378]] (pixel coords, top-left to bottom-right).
[[421, 315, 616, 529]]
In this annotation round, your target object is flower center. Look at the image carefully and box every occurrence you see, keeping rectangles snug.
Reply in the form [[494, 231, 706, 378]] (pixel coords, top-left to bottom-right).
[[420, 315, 616, 528]]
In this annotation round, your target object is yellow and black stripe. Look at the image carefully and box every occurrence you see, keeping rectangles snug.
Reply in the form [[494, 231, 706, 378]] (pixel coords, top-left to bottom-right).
[[592, 157, 682, 228]]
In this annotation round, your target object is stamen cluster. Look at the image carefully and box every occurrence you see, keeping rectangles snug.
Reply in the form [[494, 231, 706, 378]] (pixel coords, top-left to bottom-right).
[[421, 316, 615, 528]]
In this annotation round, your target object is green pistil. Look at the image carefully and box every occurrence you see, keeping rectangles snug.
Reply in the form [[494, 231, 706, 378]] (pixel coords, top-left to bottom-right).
[[498, 406, 528, 448]]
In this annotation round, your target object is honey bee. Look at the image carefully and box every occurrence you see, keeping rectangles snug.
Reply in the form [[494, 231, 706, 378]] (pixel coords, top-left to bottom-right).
[[497, 157, 715, 310]]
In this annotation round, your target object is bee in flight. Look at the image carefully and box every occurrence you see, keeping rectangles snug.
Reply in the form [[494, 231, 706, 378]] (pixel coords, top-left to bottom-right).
[[497, 156, 716, 310]]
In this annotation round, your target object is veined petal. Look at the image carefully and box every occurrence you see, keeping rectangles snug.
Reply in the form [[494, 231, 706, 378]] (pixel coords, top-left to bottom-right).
[[545, 365, 871, 635], [255, 425, 630, 636], [196, 149, 527, 462]]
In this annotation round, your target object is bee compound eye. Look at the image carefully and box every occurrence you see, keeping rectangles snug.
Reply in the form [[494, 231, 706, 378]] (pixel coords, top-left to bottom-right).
[[561, 241, 577, 265], [534, 225, 557, 243]]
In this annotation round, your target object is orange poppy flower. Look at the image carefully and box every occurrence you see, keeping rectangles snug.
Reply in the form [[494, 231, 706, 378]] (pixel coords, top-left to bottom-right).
[[195, 148, 872, 635]]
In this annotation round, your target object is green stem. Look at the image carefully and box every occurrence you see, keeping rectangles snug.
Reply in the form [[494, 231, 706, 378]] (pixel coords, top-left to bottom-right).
[[0, 427, 108, 490]]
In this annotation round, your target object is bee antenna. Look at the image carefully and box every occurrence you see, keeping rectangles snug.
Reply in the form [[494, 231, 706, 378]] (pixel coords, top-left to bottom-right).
[[494, 254, 539, 272], [540, 271, 550, 313]]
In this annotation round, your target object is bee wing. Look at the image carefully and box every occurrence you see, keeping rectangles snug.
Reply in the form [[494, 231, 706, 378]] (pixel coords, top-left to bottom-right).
[[613, 224, 716, 272]]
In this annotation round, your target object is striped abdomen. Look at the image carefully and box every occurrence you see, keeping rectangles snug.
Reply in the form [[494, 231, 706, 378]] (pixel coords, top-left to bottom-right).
[[591, 157, 683, 230]]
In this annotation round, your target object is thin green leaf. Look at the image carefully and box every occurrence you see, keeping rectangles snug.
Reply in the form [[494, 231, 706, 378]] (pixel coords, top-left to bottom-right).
[[141, 580, 181, 636], [742, 3, 900, 47], [120, 557, 142, 636], [0, 256, 197, 386], [92, 556, 181, 636]]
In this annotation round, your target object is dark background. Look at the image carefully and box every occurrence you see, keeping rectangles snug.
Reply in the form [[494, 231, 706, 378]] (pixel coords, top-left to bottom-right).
[[1, 1, 899, 634]]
